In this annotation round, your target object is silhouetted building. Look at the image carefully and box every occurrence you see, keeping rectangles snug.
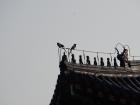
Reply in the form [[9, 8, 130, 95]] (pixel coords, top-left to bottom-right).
[[51, 43, 140, 105], [50, 60, 140, 105]]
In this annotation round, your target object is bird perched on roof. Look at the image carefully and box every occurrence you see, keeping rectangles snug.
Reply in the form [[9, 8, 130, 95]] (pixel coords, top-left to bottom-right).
[[70, 44, 76, 50], [68, 44, 77, 56], [57, 42, 66, 52], [57, 42, 64, 48]]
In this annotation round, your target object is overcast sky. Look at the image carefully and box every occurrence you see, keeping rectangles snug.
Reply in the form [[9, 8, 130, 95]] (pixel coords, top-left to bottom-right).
[[1, 0, 140, 105]]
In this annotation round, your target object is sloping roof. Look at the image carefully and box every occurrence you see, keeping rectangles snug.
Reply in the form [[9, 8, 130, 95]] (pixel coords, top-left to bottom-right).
[[65, 62, 140, 77]]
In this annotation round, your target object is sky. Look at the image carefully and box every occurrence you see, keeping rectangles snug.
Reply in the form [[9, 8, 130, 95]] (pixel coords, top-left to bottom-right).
[[1, 0, 140, 105]]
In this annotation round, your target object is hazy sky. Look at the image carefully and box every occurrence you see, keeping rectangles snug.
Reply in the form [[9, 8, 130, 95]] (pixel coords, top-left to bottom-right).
[[1, 0, 140, 105]]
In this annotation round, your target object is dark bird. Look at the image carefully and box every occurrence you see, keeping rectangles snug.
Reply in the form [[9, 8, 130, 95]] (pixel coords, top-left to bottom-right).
[[57, 42, 64, 48], [57, 42, 66, 52], [70, 44, 76, 51], [69, 44, 77, 55]]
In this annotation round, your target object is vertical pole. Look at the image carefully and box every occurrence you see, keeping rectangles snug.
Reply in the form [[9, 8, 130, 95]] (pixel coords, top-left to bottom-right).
[[110, 53, 112, 61], [83, 50, 85, 64], [60, 48, 62, 62], [133, 56, 134, 61], [67, 48, 68, 62], [110, 53, 112, 66], [68, 48, 70, 62], [97, 52, 99, 65]]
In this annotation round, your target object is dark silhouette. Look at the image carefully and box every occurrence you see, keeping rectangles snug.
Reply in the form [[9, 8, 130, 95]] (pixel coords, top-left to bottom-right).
[[107, 58, 111, 67], [128, 61, 131, 68], [59, 52, 67, 74], [57, 42, 66, 52], [57, 42, 64, 48], [86, 56, 90, 65], [69, 44, 77, 55], [100, 57, 104, 67], [79, 55, 83, 64], [114, 57, 118, 68], [123, 49, 128, 63], [94, 57, 97, 66], [70, 44, 76, 50], [51, 63, 140, 105], [62, 52, 67, 62], [71, 54, 76, 64], [115, 48, 126, 67]]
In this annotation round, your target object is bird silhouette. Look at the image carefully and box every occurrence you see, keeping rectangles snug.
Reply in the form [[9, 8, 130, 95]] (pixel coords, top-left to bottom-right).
[[57, 42, 64, 48], [70, 44, 76, 50], [68, 44, 77, 56], [57, 42, 66, 52]]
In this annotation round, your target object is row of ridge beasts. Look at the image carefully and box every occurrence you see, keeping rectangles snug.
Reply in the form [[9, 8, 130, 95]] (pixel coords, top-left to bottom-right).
[[57, 42, 133, 68]]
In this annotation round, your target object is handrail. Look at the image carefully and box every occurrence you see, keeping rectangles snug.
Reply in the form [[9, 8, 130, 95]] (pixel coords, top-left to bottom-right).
[[59, 43, 140, 62], [65, 48, 115, 55], [64, 47, 140, 61]]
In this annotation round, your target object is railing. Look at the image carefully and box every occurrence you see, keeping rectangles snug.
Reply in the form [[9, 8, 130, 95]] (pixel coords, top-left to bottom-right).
[[57, 43, 140, 67], [65, 48, 115, 65]]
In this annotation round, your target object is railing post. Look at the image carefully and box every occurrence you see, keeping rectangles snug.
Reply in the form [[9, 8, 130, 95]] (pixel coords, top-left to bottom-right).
[[133, 56, 134, 61], [110, 53, 112, 61], [97, 52, 99, 65], [68, 48, 70, 62], [110, 53, 112, 64], [83, 50, 85, 64]]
